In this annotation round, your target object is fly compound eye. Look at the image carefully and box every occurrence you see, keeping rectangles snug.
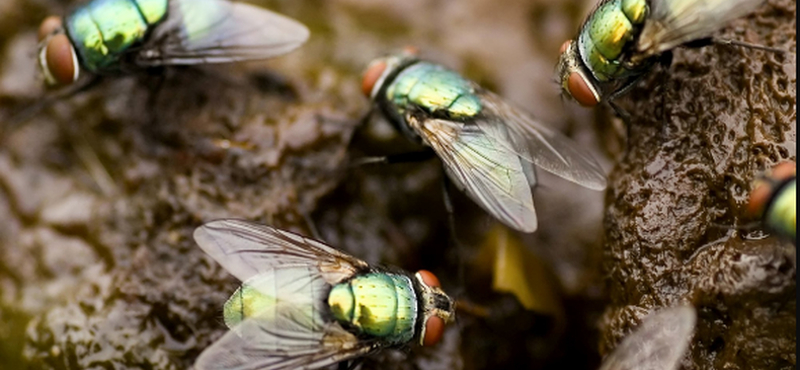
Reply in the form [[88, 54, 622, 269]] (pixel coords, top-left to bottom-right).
[[361, 60, 387, 97], [747, 162, 796, 216], [771, 162, 796, 181], [38, 16, 63, 42], [416, 269, 441, 288], [42, 34, 79, 86], [422, 315, 445, 346], [747, 180, 772, 217], [559, 40, 571, 54], [567, 72, 599, 107]]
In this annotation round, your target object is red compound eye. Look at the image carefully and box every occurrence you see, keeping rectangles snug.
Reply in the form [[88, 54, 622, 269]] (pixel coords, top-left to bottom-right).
[[417, 269, 441, 288], [567, 72, 599, 107], [748, 162, 796, 216], [422, 315, 445, 346], [771, 162, 796, 182], [747, 180, 772, 217], [361, 60, 387, 97], [38, 16, 62, 42], [44, 34, 78, 86]]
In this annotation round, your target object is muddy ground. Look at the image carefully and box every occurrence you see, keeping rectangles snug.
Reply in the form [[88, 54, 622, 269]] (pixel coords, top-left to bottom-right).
[[0, 0, 795, 369]]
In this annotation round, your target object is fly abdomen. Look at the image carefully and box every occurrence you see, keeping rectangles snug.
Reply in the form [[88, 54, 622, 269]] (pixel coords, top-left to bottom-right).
[[387, 62, 482, 120], [328, 273, 418, 344], [223, 266, 328, 333], [65, 0, 168, 72], [578, 0, 648, 82]]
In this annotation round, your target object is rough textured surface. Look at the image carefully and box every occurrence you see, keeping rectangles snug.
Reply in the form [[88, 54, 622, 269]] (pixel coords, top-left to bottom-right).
[[0, 0, 794, 369], [602, 0, 796, 369]]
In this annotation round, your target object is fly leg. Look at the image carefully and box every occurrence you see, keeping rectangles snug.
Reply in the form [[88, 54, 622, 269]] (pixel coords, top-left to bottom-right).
[[606, 73, 646, 156], [685, 37, 787, 54], [710, 38, 788, 54], [62, 113, 118, 196], [441, 171, 467, 297], [349, 149, 435, 168], [4, 74, 103, 132]]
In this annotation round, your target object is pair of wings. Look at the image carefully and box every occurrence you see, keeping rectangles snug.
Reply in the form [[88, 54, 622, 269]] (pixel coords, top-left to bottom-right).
[[193, 219, 383, 370], [637, 0, 766, 56], [599, 305, 697, 370], [407, 89, 607, 233], [133, 0, 309, 66]]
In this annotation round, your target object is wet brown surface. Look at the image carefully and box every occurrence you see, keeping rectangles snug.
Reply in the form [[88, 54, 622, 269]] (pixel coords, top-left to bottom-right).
[[0, 0, 794, 369], [602, 0, 796, 369]]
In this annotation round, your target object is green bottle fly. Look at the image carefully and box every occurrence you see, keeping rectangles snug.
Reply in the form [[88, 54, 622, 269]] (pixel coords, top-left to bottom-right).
[[361, 50, 607, 233], [36, 0, 309, 86], [556, 0, 774, 107], [193, 220, 455, 370]]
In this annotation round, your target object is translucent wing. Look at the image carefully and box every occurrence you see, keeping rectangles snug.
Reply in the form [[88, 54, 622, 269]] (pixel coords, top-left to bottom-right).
[[599, 306, 697, 370], [408, 115, 539, 232], [136, 0, 309, 65], [637, 0, 765, 56], [195, 266, 378, 370], [193, 219, 369, 284], [475, 91, 608, 191], [195, 322, 377, 370]]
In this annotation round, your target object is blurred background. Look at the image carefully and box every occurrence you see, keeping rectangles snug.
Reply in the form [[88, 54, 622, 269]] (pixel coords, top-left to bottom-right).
[[0, 0, 794, 369]]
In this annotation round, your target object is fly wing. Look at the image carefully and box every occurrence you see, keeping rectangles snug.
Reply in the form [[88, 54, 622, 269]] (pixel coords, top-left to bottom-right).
[[599, 306, 697, 370], [136, 0, 309, 66], [637, 0, 765, 56], [194, 219, 369, 284], [195, 267, 378, 370], [409, 115, 538, 233], [195, 323, 377, 370], [476, 91, 607, 191]]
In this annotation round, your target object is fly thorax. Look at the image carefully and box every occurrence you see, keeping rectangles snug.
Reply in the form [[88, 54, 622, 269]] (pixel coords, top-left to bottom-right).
[[384, 62, 482, 142], [578, 0, 648, 82], [328, 273, 418, 344], [65, 0, 167, 72]]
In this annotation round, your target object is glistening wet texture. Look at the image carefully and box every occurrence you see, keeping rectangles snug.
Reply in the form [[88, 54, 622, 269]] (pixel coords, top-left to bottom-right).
[[601, 0, 796, 368], [0, 0, 794, 369], [0, 0, 609, 369]]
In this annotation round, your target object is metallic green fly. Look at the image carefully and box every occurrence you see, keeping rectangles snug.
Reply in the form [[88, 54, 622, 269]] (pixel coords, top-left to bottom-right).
[[362, 50, 608, 233], [748, 162, 796, 245], [193, 219, 455, 370], [556, 0, 775, 107], [36, 0, 309, 86], [599, 305, 696, 370]]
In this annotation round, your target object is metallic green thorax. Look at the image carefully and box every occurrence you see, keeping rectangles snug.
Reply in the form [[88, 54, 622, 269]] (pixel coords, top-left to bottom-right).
[[65, 0, 168, 72], [386, 62, 482, 120], [766, 179, 796, 242], [578, 0, 648, 82], [328, 273, 418, 344]]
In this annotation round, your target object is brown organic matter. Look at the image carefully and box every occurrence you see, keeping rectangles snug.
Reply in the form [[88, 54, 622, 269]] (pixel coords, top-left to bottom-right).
[[601, 0, 796, 368]]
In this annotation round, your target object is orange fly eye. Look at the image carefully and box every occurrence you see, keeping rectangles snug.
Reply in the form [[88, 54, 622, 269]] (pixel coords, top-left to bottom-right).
[[567, 72, 599, 107], [747, 180, 772, 217], [361, 60, 387, 97], [45, 34, 78, 85], [417, 269, 441, 288], [559, 40, 571, 54], [422, 315, 445, 346], [38, 16, 63, 42], [771, 162, 796, 181]]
